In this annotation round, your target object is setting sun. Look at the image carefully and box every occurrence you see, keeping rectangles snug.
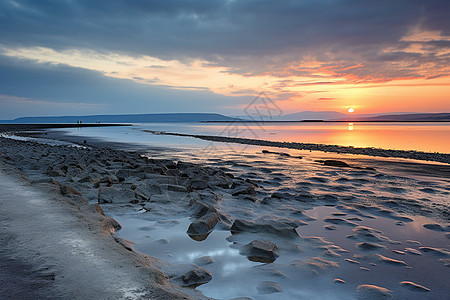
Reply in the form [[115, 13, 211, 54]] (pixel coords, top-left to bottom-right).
[[347, 107, 355, 113]]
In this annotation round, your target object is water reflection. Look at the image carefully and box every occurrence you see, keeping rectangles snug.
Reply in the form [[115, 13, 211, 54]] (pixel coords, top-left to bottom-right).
[[106, 205, 450, 300], [347, 123, 354, 131], [58, 121, 450, 153]]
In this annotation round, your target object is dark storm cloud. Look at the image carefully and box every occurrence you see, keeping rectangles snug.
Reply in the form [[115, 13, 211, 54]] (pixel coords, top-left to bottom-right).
[[1, 0, 449, 59]]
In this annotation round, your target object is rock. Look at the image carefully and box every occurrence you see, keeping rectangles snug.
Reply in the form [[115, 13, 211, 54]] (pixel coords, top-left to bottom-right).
[[134, 184, 162, 200], [155, 238, 169, 244], [356, 242, 386, 251], [418, 247, 450, 257], [292, 257, 339, 275], [166, 184, 188, 193], [355, 254, 407, 266], [179, 267, 212, 287], [98, 186, 135, 204], [346, 226, 399, 244], [187, 211, 220, 236], [345, 258, 360, 264], [438, 258, 450, 267], [322, 249, 341, 258], [60, 185, 81, 196], [78, 175, 99, 183], [230, 219, 301, 239], [399, 281, 430, 292], [262, 149, 295, 158], [423, 223, 449, 232], [324, 225, 338, 230], [232, 184, 256, 197], [112, 235, 133, 251], [356, 284, 392, 299], [406, 240, 422, 245], [193, 256, 215, 266], [189, 201, 211, 218], [240, 240, 280, 263], [405, 248, 422, 255], [190, 180, 208, 190], [257, 281, 282, 294], [319, 160, 351, 168]]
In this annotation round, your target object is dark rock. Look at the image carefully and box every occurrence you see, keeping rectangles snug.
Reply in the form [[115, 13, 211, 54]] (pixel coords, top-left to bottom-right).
[[179, 267, 212, 287], [98, 186, 135, 204], [232, 184, 256, 197], [257, 281, 282, 294], [356, 284, 392, 299], [187, 211, 220, 236], [230, 219, 302, 238], [423, 223, 449, 232], [356, 242, 386, 251], [317, 160, 351, 168], [189, 201, 211, 218], [240, 240, 280, 263], [194, 256, 215, 266], [112, 235, 133, 251], [190, 180, 208, 190]]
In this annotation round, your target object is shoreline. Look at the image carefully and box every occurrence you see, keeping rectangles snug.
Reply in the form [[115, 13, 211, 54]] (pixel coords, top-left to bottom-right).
[[1, 128, 449, 299], [0, 123, 131, 132], [0, 137, 206, 299], [143, 130, 450, 164]]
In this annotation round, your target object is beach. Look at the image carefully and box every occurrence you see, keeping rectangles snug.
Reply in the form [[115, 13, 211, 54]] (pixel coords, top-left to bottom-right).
[[1, 125, 449, 299]]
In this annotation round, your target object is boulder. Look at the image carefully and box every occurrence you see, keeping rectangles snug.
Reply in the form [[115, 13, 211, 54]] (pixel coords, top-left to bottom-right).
[[187, 211, 220, 236], [178, 267, 212, 287], [240, 240, 280, 263]]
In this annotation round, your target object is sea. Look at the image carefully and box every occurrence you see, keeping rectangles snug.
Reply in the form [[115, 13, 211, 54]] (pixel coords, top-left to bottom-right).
[[48, 121, 450, 299], [53, 121, 450, 154]]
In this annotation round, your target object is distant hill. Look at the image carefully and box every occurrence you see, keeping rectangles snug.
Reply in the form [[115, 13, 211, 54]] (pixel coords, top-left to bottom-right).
[[342, 113, 450, 122], [279, 111, 348, 121], [0, 113, 242, 124]]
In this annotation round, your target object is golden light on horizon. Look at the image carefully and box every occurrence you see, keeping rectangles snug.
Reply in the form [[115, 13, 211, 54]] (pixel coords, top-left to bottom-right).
[[347, 107, 355, 113]]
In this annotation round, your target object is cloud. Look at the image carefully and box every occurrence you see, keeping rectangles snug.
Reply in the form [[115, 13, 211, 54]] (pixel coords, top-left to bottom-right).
[[0, 54, 247, 119], [1, 0, 450, 117]]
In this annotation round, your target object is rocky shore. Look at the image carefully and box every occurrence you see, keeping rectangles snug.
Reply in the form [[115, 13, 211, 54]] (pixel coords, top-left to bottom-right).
[[1, 131, 449, 299], [144, 130, 450, 164]]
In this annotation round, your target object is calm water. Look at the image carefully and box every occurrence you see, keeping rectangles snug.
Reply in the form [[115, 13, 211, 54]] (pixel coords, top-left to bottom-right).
[[55, 122, 450, 153]]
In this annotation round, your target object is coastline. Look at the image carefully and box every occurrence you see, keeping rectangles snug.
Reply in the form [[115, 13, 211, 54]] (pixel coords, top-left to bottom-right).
[[1, 127, 449, 299]]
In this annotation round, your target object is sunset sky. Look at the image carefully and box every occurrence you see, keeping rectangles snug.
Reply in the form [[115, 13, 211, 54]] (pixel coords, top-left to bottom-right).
[[1, 0, 449, 119]]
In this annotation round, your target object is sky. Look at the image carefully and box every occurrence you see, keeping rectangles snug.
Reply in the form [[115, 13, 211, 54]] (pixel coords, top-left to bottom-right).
[[0, 0, 449, 119]]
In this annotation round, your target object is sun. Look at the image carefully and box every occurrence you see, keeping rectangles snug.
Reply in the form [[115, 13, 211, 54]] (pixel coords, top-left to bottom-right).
[[347, 107, 355, 113]]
